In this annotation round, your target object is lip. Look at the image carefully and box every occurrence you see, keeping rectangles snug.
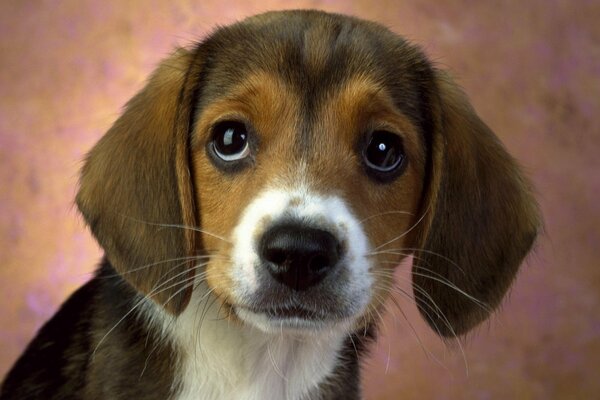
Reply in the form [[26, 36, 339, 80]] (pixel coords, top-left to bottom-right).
[[242, 304, 325, 320], [234, 305, 343, 334]]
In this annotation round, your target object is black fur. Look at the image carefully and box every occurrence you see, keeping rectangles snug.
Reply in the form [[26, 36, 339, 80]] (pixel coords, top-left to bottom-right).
[[1, 261, 176, 400]]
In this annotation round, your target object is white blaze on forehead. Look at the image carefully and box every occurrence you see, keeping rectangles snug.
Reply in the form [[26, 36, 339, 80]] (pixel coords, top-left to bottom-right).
[[229, 184, 372, 306]]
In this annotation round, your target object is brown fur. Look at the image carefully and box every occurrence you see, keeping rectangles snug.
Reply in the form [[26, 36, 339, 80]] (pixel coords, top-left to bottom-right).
[[76, 48, 199, 315]]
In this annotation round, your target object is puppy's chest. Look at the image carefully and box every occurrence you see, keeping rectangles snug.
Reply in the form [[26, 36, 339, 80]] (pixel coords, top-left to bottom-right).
[[160, 300, 345, 400]]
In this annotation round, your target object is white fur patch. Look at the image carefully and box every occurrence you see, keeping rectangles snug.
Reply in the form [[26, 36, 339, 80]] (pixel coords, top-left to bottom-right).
[[143, 289, 346, 400]]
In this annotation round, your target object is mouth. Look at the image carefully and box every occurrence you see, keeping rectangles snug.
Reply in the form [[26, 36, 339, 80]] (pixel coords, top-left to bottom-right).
[[234, 303, 353, 334], [244, 304, 324, 319]]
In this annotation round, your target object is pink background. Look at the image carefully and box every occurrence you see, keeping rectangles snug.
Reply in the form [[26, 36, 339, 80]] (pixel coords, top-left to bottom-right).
[[1, 1, 599, 398]]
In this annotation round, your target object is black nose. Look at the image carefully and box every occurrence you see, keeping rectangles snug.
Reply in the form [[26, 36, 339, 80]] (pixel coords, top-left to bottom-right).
[[260, 224, 341, 291]]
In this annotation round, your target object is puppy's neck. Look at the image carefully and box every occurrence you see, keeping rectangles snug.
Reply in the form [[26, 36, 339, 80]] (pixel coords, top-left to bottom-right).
[[140, 285, 346, 400]]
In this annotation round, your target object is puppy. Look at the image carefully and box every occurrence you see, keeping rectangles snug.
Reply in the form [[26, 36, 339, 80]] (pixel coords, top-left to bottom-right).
[[1, 10, 540, 400]]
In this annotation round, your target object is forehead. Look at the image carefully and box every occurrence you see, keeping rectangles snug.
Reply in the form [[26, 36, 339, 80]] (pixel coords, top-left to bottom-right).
[[192, 11, 435, 136]]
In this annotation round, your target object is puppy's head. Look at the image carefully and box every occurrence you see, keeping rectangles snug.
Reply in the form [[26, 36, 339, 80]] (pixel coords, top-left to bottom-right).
[[77, 11, 540, 337]]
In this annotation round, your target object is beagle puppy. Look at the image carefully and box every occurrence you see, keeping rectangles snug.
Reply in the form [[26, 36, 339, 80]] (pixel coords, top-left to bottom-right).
[[1, 10, 540, 400]]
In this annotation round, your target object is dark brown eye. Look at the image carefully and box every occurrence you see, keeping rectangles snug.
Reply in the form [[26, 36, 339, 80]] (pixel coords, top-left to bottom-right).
[[364, 130, 405, 173], [211, 121, 250, 161]]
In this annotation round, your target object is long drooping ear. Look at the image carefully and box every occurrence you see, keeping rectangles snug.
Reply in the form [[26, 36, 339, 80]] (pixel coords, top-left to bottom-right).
[[412, 71, 540, 337], [76, 48, 200, 315]]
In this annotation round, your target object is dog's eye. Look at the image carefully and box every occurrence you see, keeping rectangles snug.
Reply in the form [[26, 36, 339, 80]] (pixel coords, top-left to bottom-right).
[[363, 131, 405, 173], [211, 121, 250, 161]]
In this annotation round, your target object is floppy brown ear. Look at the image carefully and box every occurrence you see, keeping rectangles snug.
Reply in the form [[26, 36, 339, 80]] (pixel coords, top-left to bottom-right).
[[412, 71, 540, 337], [76, 48, 200, 315]]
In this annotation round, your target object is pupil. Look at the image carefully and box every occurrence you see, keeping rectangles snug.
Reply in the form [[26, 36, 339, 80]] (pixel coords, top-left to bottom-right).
[[365, 131, 403, 172], [215, 122, 247, 155]]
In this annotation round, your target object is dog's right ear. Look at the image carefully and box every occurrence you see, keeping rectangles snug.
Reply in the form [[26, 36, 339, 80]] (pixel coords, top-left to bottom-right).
[[76, 48, 200, 315]]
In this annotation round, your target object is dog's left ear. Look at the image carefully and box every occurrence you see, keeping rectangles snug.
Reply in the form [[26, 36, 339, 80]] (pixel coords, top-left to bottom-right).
[[411, 71, 541, 336], [77, 48, 200, 315]]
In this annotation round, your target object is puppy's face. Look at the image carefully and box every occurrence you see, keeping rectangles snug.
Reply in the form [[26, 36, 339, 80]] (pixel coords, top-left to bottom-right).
[[77, 11, 540, 338], [194, 71, 424, 333]]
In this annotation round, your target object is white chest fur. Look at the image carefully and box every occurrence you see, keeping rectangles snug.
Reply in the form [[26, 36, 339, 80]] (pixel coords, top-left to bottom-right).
[[143, 292, 346, 400]]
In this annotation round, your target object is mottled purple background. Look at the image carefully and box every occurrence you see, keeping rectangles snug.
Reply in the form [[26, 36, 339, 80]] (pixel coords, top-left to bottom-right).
[[1, 1, 599, 398]]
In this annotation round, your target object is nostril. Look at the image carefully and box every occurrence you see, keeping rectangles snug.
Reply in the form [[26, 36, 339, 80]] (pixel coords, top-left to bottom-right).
[[308, 254, 330, 275], [265, 248, 288, 267]]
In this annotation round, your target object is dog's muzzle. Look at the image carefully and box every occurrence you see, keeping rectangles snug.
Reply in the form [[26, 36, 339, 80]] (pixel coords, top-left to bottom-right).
[[229, 189, 372, 333]]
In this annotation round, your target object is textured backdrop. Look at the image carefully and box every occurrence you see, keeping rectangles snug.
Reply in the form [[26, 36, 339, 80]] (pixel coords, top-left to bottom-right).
[[1, 1, 599, 399]]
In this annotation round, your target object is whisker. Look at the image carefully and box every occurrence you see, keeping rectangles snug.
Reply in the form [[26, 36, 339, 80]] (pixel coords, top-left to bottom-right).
[[372, 261, 487, 312], [99, 254, 226, 279], [373, 205, 431, 251], [369, 247, 466, 275], [92, 262, 212, 359], [119, 214, 231, 243], [160, 271, 214, 309], [388, 273, 470, 375], [370, 273, 453, 337], [139, 338, 160, 380], [371, 284, 448, 372], [267, 338, 288, 381], [366, 293, 393, 374], [154, 223, 232, 244], [411, 270, 490, 312], [191, 284, 215, 370], [370, 268, 469, 374], [360, 210, 414, 223], [347, 332, 360, 362]]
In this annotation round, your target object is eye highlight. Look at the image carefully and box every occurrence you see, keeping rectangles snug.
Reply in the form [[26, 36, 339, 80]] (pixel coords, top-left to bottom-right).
[[363, 130, 406, 180], [211, 121, 250, 161]]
